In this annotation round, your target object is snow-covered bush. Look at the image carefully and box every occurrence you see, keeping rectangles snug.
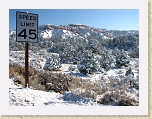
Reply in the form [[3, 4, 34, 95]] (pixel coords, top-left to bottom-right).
[[68, 78, 103, 100], [128, 46, 139, 58], [115, 50, 130, 68], [48, 42, 77, 63], [9, 37, 24, 51], [125, 67, 134, 78], [43, 54, 61, 71], [99, 47, 114, 70], [112, 47, 120, 57], [43, 73, 78, 93], [85, 39, 100, 54], [77, 50, 100, 74], [29, 59, 42, 69], [96, 91, 139, 106], [59, 43, 76, 63], [95, 75, 139, 106], [77, 45, 115, 73], [47, 42, 66, 53]]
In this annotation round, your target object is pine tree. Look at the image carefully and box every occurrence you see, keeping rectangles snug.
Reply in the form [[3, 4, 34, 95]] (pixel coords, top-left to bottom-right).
[[43, 54, 61, 71]]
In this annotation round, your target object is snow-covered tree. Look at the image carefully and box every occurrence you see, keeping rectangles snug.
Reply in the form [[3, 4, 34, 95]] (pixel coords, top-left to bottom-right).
[[59, 43, 76, 63], [115, 49, 130, 68], [48, 42, 77, 63], [77, 50, 100, 74], [125, 67, 134, 78], [128, 46, 139, 58], [43, 54, 61, 71], [85, 39, 100, 54], [99, 47, 114, 71]]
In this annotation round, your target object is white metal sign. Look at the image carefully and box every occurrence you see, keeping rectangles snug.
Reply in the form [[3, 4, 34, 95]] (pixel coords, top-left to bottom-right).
[[16, 11, 38, 42]]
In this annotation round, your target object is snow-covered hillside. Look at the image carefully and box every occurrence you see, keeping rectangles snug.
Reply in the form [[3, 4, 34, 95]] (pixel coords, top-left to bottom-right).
[[9, 24, 139, 106], [9, 24, 138, 41]]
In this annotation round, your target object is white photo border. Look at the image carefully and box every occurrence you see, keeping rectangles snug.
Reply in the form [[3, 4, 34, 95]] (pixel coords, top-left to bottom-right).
[[0, 0, 148, 115]]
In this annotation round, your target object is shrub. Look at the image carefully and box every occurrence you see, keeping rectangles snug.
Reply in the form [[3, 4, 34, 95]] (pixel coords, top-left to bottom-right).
[[77, 50, 100, 74], [48, 42, 77, 64], [125, 67, 134, 78], [10, 63, 78, 92], [68, 78, 103, 100], [98, 47, 114, 71], [115, 55, 129, 68], [95, 75, 139, 106], [9, 63, 139, 106], [115, 50, 130, 68], [96, 91, 139, 106], [43, 54, 61, 71]]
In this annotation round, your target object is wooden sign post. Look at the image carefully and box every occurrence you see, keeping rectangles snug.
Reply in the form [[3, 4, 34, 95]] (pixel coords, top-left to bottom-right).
[[16, 11, 38, 87], [25, 42, 29, 87]]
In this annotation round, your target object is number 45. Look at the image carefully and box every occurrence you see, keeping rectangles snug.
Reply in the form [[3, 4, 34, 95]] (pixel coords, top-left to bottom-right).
[[18, 29, 37, 40]]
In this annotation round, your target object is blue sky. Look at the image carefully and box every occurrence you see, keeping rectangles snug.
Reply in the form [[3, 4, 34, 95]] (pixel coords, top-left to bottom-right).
[[9, 9, 139, 31]]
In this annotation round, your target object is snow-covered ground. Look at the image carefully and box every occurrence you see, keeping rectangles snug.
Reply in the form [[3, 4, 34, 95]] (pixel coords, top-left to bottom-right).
[[9, 50, 139, 106], [9, 78, 101, 106]]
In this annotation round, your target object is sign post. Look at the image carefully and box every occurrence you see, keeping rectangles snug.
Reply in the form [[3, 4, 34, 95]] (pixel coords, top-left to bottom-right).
[[16, 11, 38, 87], [25, 42, 29, 87]]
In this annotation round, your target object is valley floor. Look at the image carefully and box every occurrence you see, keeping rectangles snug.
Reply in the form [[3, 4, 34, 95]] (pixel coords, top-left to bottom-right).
[[9, 50, 139, 106]]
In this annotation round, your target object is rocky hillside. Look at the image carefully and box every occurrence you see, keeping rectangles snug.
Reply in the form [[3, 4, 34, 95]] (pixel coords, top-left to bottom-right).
[[9, 23, 138, 42], [9, 24, 139, 54]]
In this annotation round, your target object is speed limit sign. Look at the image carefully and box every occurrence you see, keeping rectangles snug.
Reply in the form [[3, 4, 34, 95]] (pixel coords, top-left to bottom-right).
[[16, 11, 38, 42]]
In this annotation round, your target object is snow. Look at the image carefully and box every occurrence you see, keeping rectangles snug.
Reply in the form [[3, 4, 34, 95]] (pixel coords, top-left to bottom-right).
[[37, 24, 112, 40], [9, 50, 139, 82], [9, 50, 139, 106], [40, 30, 52, 39], [9, 24, 139, 44], [9, 78, 100, 106]]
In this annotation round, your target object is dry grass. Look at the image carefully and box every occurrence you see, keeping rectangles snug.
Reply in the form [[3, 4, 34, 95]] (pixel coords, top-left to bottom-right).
[[9, 63, 80, 92], [95, 75, 139, 106], [96, 91, 139, 106], [9, 63, 102, 98]]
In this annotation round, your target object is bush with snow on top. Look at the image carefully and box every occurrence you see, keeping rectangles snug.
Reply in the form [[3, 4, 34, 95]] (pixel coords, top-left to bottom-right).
[[96, 91, 139, 106], [43, 54, 61, 71], [77, 50, 100, 74], [115, 50, 130, 68]]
